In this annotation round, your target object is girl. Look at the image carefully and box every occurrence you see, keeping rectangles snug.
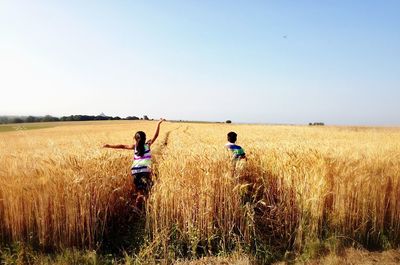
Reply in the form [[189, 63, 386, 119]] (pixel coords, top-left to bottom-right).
[[103, 118, 165, 207]]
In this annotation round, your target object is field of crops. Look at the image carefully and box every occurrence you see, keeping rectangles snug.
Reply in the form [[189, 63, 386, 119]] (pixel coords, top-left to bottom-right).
[[0, 121, 399, 264]]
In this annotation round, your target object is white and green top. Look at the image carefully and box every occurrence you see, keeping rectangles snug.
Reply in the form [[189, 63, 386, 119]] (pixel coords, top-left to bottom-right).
[[225, 142, 246, 160], [131, 144, 152, 174]]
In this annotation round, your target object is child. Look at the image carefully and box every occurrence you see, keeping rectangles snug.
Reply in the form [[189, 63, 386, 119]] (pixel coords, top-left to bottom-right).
[[225, 131, 246, 160], [103, 118, 165, 208], [225, 132, 251, 203]]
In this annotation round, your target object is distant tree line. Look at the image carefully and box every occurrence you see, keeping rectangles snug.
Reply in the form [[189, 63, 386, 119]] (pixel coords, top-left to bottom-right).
[[309, 122, 325, 126], [0, 115, 145, 124]]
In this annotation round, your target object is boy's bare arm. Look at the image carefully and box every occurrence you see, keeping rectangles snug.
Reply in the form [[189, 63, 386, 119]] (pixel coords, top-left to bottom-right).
[[103, 144, 134, 149]]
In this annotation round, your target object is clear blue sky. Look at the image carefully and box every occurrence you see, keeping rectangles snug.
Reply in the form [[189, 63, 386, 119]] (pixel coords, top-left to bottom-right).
[[1, 1, 399, 125]]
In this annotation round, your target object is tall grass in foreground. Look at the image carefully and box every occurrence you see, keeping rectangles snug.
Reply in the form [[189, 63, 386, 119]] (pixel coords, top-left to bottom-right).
[[0, 122, 169, 249], [1, 122, 400, 262], [146, 124, 400, 261]]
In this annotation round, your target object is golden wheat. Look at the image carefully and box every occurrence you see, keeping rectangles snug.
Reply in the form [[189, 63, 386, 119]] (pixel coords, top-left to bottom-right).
[[0, 121, 399, 260]]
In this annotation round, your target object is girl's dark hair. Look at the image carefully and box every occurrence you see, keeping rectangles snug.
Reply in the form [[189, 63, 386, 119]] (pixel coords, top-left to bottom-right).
[[135, 131, 146, 156]]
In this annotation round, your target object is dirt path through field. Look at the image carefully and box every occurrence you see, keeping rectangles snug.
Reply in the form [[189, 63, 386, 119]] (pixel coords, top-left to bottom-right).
[[152, 124, 182, 156]]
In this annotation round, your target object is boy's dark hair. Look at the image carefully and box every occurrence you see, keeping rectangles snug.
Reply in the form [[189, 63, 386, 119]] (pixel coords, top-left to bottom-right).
[[135, 131, 146, 156], [227, 131, 237, 143]]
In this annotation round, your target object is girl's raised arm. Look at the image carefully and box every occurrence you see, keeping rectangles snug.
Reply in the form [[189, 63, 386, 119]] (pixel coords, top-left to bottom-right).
[[103, 144, 134, 149], [149, 118, 165, 145]]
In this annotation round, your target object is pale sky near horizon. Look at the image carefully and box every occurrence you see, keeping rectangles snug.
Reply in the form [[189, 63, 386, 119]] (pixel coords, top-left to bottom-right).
[[0, 1, 399, 125]]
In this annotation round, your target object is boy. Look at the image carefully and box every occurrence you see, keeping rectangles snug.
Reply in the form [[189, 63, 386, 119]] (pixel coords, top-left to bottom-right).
[[225, 131, 246, 160]]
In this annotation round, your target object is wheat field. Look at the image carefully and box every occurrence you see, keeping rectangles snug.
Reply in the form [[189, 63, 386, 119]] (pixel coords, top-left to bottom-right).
[[0, 121, 399, 263]]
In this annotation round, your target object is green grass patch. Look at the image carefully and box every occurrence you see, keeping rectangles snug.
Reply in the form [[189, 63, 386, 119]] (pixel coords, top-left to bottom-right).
[[0, 124, 55, 133]]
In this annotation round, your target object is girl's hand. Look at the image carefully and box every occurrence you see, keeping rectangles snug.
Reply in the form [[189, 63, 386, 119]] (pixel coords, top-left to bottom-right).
[[159, 118, 166, 124]]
